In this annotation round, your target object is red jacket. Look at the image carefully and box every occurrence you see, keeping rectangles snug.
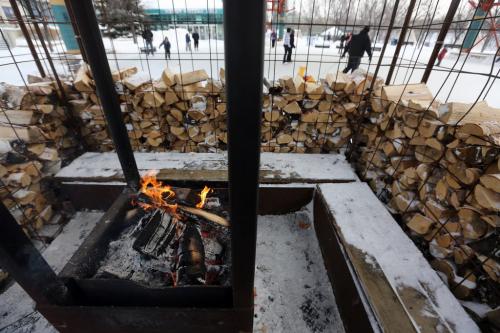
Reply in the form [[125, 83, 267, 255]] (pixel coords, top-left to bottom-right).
[[438, 48, 448, 61]]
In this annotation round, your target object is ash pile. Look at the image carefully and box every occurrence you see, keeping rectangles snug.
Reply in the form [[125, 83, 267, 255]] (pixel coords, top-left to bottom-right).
[[95, 176, 230, 288]]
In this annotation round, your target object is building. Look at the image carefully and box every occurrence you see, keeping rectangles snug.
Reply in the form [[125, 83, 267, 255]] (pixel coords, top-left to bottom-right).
[[144, 7, 223, 40]]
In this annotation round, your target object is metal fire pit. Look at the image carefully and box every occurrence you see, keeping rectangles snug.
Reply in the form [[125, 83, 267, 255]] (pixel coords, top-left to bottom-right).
[[34, 184, 377, 333]]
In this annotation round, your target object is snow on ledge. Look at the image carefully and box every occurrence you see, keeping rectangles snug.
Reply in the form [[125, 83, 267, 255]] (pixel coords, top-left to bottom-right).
[[56, 152, 358, 182], [318, 183, 479, 333]]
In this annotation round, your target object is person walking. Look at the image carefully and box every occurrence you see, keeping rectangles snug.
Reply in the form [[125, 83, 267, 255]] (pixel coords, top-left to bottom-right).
[[287, 29, 295, 62], [283, 28, 291, 63], [159, 36, 171, 60], [341, 26, 372, 73], [339, 34, 346, 54], [436, 47, 448, 66], [142, 27, 154, 55], [185, 33, 192, 52], [192, 30, 200, 51], [271, 30, 277, 48]]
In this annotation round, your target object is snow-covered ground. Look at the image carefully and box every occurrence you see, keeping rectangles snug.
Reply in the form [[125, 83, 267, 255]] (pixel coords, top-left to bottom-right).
[[1, 29, 499, 107]]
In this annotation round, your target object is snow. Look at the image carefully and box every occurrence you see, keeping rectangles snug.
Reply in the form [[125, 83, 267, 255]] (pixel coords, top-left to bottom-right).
[[318, 183, 479, 333], [255, 206, 345, 333], [2, 31, 499, 107], [56, 152, 359, 182], [460, 301, 497, 319], [0, 211, 103, 333], [0, 206, 347, 332]]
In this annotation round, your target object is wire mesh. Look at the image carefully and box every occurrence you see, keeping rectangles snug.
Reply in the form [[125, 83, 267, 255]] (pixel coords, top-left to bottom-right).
[[0, 0, 499, 323]]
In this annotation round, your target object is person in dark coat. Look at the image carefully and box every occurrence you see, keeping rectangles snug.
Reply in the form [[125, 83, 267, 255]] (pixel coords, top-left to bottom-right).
[[142, 28, 154, 55], [159, 36, 171, 60], [185, 33, 192, 52], [192, 31, 200, 51], [341, 26, 372, 73], [339, 34, 346, 54], [283, 28, 291, 63], [271, 30, 277, 48], [287, 29, 295, 62]]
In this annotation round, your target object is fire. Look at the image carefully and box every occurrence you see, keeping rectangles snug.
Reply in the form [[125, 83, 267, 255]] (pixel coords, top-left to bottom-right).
[[137, 171, 178, 216], [196, 186, 212, 209], [136, 171, 213, 215]]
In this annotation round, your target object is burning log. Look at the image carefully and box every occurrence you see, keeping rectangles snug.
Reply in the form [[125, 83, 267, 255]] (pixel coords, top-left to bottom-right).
[[178, 205, 230, 227], [133, 209, 176, 258], [176, 223, 206, 286]]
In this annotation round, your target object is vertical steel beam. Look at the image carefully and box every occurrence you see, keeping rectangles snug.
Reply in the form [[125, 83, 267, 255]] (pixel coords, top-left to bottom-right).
[[421, 0, 460, 83], [65, 0, 88, 63], [370, 0, 398, 91], [0, 202, 70, 305], [386, 0, 417, 85], [224, 0, 265, 322], [9, 0, 46, 78], [65, 0, 140, 189], [22, 0, 67, 101]]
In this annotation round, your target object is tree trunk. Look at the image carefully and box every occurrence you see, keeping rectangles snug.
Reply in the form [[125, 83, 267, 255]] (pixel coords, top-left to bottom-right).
[[131, 21, 137, 44]]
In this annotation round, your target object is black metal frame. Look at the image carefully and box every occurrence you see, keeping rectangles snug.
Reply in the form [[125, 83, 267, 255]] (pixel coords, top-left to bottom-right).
[[386, 0, 417, 85], [224, 0, 265, 310], [0, 0, 265, 331], [421, 0, 461, 83], [64, 0, 140, 189], [0, 202, 70, 306], [9, 0, 46, 78]]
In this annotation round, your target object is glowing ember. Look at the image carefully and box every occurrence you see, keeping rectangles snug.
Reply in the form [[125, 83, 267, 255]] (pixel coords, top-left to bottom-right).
[[196, 186, 212, 209], [137, 171, 178, 216]]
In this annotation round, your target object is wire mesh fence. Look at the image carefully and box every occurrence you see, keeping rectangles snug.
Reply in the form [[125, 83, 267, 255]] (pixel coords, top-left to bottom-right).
[[0, 0, 499, 323]]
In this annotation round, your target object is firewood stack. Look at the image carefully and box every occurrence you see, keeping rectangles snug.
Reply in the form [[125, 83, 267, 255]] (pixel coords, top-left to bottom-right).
[[0, 78, 79, 233], [72, 64, 385, 153], [72, 65, 227, 152], [355, 83, 500, 302]]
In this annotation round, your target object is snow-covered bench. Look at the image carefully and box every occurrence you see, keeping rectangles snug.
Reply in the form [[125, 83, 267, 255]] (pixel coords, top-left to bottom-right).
[[315, 183, 479, 333]]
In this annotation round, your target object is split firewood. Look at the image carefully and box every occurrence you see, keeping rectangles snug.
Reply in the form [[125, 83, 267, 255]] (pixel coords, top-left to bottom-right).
[[174, 70, 209, 86], [179, 205, 230, 227]]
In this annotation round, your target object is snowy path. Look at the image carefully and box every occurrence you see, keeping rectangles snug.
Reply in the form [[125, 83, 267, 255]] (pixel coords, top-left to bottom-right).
[[1, 32, 499, 107]]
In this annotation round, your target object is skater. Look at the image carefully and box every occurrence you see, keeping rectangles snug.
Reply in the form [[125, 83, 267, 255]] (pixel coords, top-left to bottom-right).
[[436, 47, 448, 66], [339, 34, 346, 54], [341, 26, 372, 73], [185, 33, 192, 52], [283, 28, 292, 63], [271, 30, 277, 48], [159, 36, 171, 60], [192, 30, 200, 51], [287, 29, 295, 62], [142, 27, 154, 55]]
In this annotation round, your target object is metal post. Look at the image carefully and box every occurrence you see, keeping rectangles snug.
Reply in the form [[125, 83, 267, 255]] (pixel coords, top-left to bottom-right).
[[65, 0, 88, 63], [9, 0, 46, 78], [65, 0, 140, 189], [347, 0, 400, 160], [421, 0, 460, 83], [386, 0, 417, 85], [370, 0, 399, 91], [0, 202, 71, 305], [224, 0, 265, 320], [22, 1, 66, 102]]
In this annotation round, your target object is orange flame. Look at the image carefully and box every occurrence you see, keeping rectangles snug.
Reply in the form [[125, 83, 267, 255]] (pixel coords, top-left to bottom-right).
[[138, 171, 178, 216], [196, 186, 212, 209]]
